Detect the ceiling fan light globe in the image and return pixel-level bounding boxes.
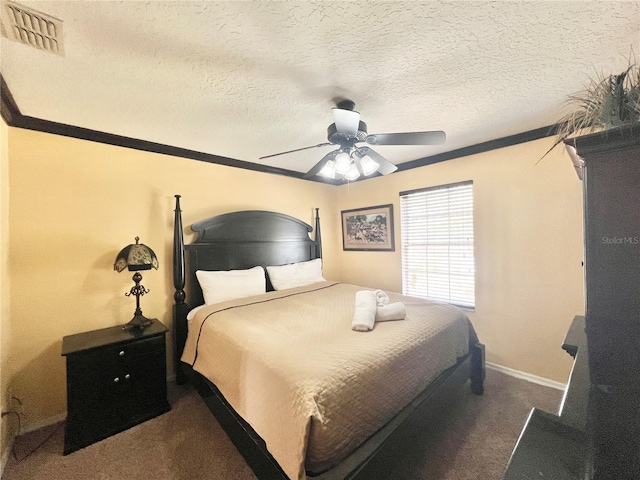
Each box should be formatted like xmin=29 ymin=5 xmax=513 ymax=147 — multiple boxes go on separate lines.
xmin=334 ymin=151 xmax=351 ymax=174
xmin=318 ymin=160 xmax=336 ymax=179
xmin=359 ymin=155 xmax=379 ymax=176
xmin=344 ymin=164 xmax=360 ymax=181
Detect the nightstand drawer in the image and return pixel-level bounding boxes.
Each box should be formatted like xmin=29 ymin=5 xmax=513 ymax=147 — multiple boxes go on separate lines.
xmin=67 ymin=336 xmax=165 ymax=372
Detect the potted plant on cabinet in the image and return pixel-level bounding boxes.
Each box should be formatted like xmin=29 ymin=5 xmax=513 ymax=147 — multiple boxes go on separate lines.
xmin=542 ymin=59 xmax=640 ymax=164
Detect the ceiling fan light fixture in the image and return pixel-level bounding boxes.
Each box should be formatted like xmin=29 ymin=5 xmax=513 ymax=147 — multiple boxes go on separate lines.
xmin=334 ymin=151 xmax=351 ymax=174
xmin=273 ymin=101 xmax=442 ymax=181
xmin=359 ymin=155 xmax=379 ymax=176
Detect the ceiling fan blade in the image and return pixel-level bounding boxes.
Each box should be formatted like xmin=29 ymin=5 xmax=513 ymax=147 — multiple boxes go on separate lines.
xmin=357 ymin=147 xmax=398 ymax=175
xmin=260 ymin=142 xmax=332 ymax=160
xmin=303 ymin=149 xmax=339 ymax=179
xmin=332 ymin=108 xmax=361 ymax=136
xmin=365 ymin=131 xmax=446 ymax=146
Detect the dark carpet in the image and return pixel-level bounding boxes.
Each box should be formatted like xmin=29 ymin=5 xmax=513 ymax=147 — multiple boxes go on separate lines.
xmin=1 ymin=369 xmax=562 ymax=480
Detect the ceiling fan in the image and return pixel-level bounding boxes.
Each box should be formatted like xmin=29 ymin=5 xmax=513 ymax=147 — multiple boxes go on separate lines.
xmin=260 ymin=100 xmax=446 ymax=181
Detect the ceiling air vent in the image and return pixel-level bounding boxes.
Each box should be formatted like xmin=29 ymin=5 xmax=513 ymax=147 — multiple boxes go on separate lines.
xmin=2 ymin=2 xmax=64 ymax=56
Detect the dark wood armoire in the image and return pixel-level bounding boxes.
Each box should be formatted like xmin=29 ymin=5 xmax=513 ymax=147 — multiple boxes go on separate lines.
xmin=573 ymin=122 xmax=640 ymax=479
xmin=503 ymin=123 xmax=640 ymax=480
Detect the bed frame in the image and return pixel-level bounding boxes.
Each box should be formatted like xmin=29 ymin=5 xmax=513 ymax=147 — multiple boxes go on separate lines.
xmin=172 ymin=194 xmax=485 ymax=479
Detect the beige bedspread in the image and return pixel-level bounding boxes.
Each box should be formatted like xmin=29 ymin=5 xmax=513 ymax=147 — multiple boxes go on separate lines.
xmin=182 ymin=282 xmax=474 ymax=480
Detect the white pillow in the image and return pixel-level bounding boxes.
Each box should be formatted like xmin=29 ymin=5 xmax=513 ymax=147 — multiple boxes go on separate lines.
xmin=196 ymin=266 xmax=266 ymax=305
xmin=266 ymin=258 xmax=325 ymax=291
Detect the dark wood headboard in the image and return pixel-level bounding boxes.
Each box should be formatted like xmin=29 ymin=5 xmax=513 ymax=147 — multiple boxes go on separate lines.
xmin=172 ymin=194 xmax=322 ymax=383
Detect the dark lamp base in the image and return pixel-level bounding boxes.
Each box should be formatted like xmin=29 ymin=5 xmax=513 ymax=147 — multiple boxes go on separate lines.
xmin=123 ymin=272 xmax=153 ymax=330
xmin=123 ymin=314 xmax=153 ymax=330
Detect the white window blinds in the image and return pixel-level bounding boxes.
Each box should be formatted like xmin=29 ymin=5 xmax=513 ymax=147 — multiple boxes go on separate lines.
xmin=400 ymin=181 xmax=475 ymax=308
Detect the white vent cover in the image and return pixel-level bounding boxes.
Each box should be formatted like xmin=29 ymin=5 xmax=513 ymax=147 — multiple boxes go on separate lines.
xmin=2 ymin=2 xmax=64 ymax=55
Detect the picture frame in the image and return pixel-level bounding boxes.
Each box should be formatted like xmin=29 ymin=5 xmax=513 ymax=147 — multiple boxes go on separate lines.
xmin=341 ymin=204 xmax=395 ymax=251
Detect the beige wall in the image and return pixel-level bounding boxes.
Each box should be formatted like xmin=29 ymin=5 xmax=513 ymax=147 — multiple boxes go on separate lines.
xmin=2 ymin=125 xmax=585 ymax=434
xmin=335 ymin=137 xmax=585 ymax=382
xmin=1 ymin=119 xmax=12 ymax=466
xmin=4 ymin=127 xmax=337 ymax=430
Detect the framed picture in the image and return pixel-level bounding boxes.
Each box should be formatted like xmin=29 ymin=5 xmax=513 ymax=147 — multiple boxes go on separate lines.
xmin=341 ymin=204 xmax=395 ymax=251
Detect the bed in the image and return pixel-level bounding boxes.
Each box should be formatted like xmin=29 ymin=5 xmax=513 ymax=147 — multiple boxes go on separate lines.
xmin=172 ymin=195 xmax=485 ymax=480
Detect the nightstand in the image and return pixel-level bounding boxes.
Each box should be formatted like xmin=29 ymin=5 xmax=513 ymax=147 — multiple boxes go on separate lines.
xmin=61 ymin=319 xmax=170 ymax=454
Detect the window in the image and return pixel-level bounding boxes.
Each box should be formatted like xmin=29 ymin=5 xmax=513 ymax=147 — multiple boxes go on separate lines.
xmin=400 ymin=181 xmax=475 ymax=308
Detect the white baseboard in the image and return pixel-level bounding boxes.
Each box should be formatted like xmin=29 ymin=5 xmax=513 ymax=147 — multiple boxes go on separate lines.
xmin=20 ymin=412 xmax=66 ymax=435
xmin=486 ymin=362 xmax=566 ymax=391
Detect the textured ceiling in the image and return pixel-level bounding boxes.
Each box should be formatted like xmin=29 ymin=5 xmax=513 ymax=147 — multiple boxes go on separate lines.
xmin=1 ymin=1 xmax=639 ymax=176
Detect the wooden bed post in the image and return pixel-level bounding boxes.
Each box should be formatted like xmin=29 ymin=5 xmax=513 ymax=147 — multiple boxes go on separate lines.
xmin=470 ymin=342 xmax=485 ymax=395
xmin=314 ymin=208 xmax=322 ymax=259
xmin=173 ymin=195 xmax=189 ymax=385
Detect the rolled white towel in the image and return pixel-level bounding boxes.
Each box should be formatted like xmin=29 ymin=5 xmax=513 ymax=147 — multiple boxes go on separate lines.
xmin=374 ymin=289 xmax=390 ymax=306
xmin=352 ymin=290 xmax=378 ymax=332
xmin=375 ymin=302 xmax=407 ymax=322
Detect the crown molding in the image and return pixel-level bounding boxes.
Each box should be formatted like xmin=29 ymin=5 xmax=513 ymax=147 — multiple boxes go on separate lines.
xmin=0 ymin=74 xmax=21 ymax=126
xmin=0 ymin=74 xmax=343 ymax=184
xmin=1 ymin=74 xmax=554 ymax=184
xmin=397 ymin=125 xmax=556 ymax=172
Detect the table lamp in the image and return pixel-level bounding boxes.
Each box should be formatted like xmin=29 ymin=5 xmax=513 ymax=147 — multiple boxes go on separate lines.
xmin=114 ymin=236 xmax=159 ymax=329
